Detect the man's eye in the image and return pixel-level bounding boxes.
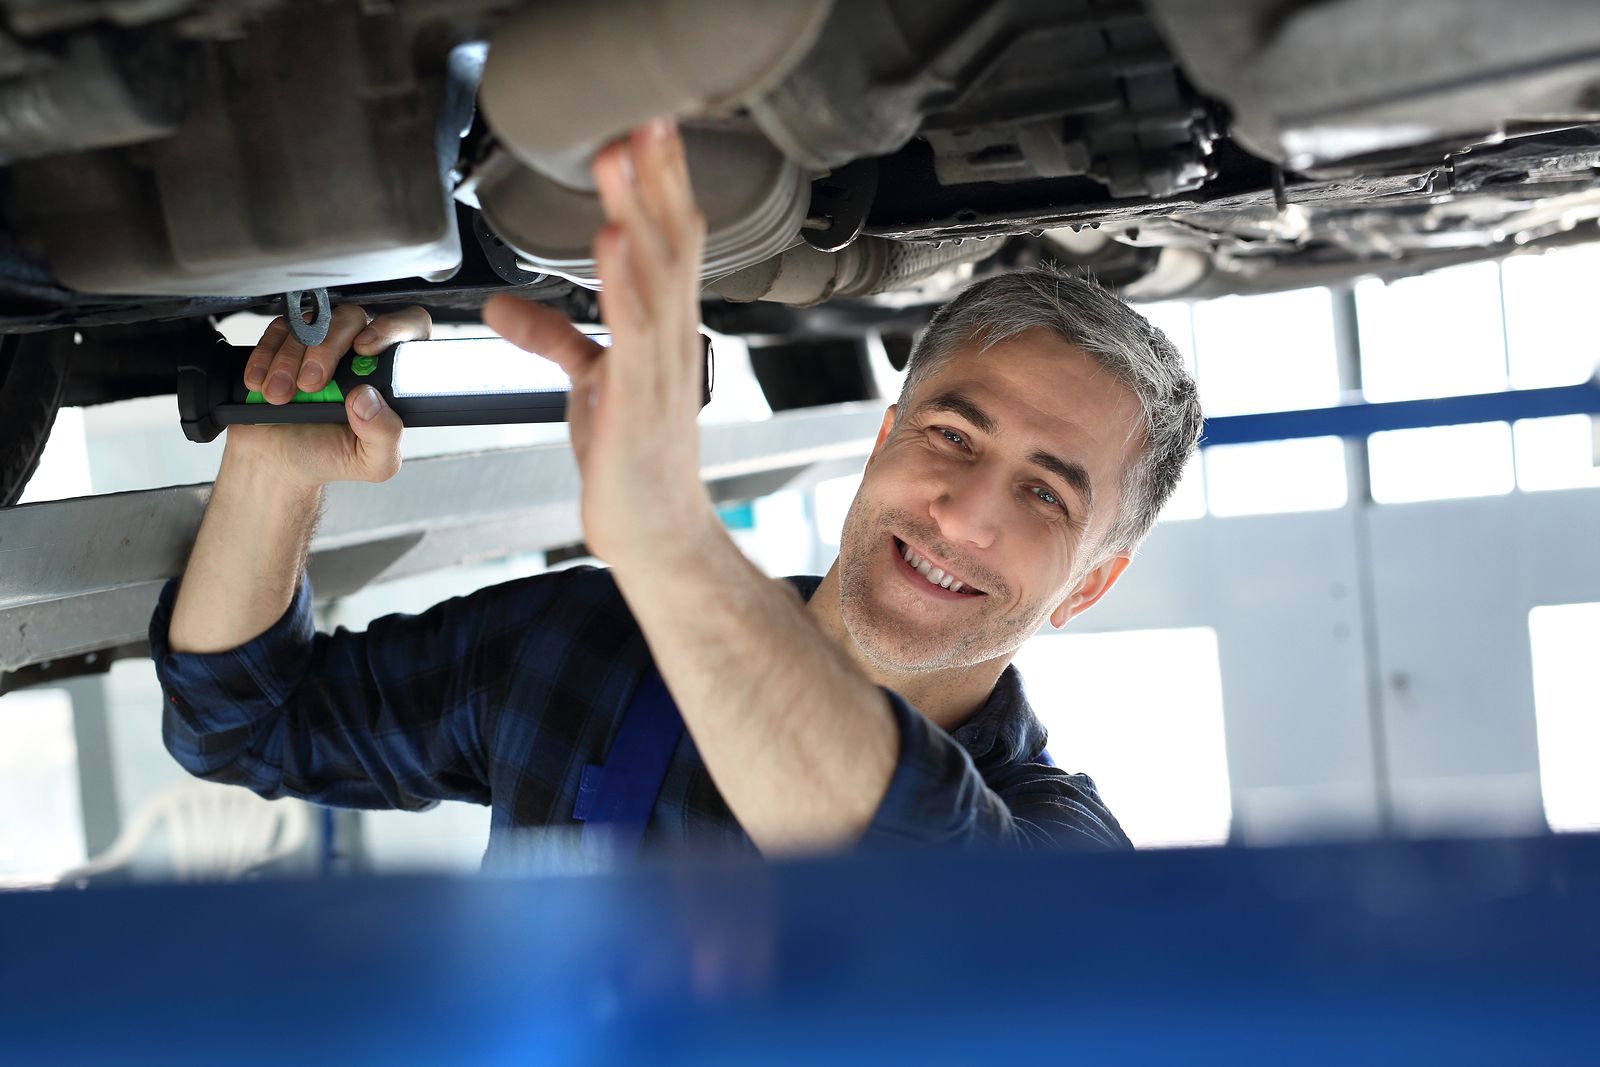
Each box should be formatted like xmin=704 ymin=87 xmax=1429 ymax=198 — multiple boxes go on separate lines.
xmin=1032 ymin=486 xmax=1063 ymax=509
xmin=939 ymin=428 xmax=967 ymax=448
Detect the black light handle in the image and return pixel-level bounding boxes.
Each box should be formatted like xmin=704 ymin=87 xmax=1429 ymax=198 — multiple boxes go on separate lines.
xmin=177 ymin=337 xmax=713 ymax=444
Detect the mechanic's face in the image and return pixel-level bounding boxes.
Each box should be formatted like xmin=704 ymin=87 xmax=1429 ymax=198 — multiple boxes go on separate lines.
xmin=837 ymin=328 xmax=1142 ymax=674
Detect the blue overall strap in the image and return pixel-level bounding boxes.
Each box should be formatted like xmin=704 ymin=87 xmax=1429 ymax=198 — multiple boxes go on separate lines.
xmin=573 ymin=665 xmax=685 ymax=855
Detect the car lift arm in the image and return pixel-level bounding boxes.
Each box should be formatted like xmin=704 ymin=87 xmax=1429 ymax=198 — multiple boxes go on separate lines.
xmin=0 ymin=403 xmax=885 ymax=691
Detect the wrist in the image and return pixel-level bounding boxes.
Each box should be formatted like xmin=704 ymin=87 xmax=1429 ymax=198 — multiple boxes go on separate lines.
xmin=604 ymin=492 xmax=726 ymax=577
xmin=205 ymin=452 xmax=323 ymax=551
xmin=219 ymin=436 xmax=325 ymax=498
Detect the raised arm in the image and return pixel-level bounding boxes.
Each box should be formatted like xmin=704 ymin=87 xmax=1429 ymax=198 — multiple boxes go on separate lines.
xmin=167 ymin=304 xmax=425 ymax=653
xmin=156 ymin=305 xmax=514 ymax=809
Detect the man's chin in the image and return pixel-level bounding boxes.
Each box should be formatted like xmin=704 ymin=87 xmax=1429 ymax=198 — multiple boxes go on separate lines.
xmin=841 ymin=593 xmax=965 ymax=674
xmin=849 ymin=631 xmax=946 ymax=675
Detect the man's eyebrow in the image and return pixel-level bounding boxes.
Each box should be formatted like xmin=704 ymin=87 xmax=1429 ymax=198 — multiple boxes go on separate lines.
xmin=919 ymin=390 xmax=998 ymax=435
xmin=1028 ymin=450 xmax=1095 ymax=514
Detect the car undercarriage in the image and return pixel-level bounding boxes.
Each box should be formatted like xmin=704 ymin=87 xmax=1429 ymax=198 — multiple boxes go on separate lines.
xmin=3 ymin=0 xmax=1600 ymax=503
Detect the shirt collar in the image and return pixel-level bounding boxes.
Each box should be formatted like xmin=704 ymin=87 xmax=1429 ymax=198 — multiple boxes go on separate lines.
xmin=785 ymin=576 xmax=1050 ymax=770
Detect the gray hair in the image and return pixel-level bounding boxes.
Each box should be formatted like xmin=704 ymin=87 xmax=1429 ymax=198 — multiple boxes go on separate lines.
xmin=897 ymin=265 xmax=1202 ymax=555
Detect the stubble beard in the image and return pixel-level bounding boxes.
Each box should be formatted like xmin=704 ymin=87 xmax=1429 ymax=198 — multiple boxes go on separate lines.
xmin=834 ymin=500 xmax=1051 ymax=676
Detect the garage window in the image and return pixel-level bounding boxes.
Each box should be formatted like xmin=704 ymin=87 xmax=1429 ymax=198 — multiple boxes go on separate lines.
xmin=1012 ymin=626 xmax=1231 ymax=848
xmin=1191 ymin=288 xmax=1347 ymax=516
xmin=1502 ymin=245 xmax=1600 ymax=493
xmin=0 ymin=687 xmax=86 ymax=879
xmin=1368 ymin=421 xmax=1515 ymax=503
xmin=1512 ymin=415 xmax=1600 ymax=492
xmin=1529 ymin=603 xmax=1600 ymax=833
xmin=1357 ymin=262 xmax=1517 ymax=503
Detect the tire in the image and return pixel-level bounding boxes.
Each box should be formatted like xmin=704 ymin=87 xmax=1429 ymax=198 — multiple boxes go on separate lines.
xmin=748 ymin=336 xmax=882 ymax=413
xmin=0 ymin=331 xmax=73 ymax=507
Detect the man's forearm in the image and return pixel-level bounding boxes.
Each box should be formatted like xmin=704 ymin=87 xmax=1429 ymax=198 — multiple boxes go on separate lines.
xmin=168 ymin=446 xmax=324 ymax=654
xmin=613 ymin=517 xmax=900 ymax=854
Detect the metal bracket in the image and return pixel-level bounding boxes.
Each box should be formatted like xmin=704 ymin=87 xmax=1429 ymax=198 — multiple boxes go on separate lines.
xmin=802 ymin=159 xmax=878 ymax=253
xmin=0 ymin=642 xmax=139 ymax=699
xmin=283 ymin=288 xmax=332 ymax=347
xmin=471 ymin=212 xmax=548 ymax=286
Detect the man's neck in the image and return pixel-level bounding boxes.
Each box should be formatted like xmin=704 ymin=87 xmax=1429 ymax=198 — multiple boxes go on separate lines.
xmin=801 ymin=564 xmax=1007 ymax=734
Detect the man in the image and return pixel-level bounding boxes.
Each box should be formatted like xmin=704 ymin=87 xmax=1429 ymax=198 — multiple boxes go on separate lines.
xmin=151 ymin=118 xmax=1202 ymax=857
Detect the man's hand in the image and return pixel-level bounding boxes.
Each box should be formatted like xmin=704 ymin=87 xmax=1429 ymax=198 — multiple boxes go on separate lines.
xmin=226 ymin=304 xmax=431 ymax=490
xmin=483 ymin=117 xmax=714 ymax=570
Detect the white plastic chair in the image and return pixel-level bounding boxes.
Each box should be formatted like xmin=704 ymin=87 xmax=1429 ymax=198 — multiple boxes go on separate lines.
xmin=57 ymin=780 xmax=312 ymax=885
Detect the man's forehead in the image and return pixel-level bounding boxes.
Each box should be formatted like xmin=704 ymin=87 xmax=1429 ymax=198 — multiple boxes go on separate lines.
xmin=910 ymin=334 xmax=1138 ymax=439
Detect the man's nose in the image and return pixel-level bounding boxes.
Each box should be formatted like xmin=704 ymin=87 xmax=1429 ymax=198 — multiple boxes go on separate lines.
xmin=928 ymin=469 xmax=1002 ymax=550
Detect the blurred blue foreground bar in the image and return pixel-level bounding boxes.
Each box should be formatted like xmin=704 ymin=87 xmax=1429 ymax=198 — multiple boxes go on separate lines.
xmin=3 ymin=834 xmax=1598 ymax=1065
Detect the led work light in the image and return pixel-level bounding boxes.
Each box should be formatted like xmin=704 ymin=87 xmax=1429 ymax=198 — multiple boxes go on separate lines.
xmin=178 ymin=334 xmax=713 ymax=443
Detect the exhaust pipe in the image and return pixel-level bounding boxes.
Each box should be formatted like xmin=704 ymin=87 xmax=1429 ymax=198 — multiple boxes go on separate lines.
xmin=709 ymin=237 xmax=1001 ymax=306
xmin=479 ymin=0 xmax=834 ymax=191
xmin=474 ymin=0 xmax=834 ymax=288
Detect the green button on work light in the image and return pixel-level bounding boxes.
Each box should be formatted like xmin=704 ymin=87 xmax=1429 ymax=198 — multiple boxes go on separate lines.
xmin=245 ymin=381 xmax=345 ymax=404
xmin=351 ymin=355 xmax=378 ymax=377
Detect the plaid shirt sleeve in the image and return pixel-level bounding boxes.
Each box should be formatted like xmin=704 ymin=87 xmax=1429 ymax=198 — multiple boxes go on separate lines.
xmin=149 ymin=571 xmax=550 ymax=812
xmin=861 ymin=689 xmax=1131 ymax=851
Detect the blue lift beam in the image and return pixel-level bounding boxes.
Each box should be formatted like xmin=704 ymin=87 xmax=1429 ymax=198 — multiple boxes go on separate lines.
xmin=1200 ymin=379 xmax=1600 ymax=448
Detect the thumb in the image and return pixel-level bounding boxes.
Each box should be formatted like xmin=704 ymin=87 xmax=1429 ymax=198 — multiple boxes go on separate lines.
xmin=345 ymin=384 xmax=404 ymax=481
xmin=484 ymin=292 xmax=603 ymax=379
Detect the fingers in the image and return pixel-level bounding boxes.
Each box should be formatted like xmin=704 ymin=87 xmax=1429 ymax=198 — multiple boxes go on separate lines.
xmin=593 ymin=120 xmax=699 ymax=250
xmin=356 ymin=305 xmax=432 ymax=353
xmin=630 ymin=117 xmax=703 ymax=251
xmin=243 ymin=318 xmax=288 ymax=394
xmin=261 ymin=334 xmax=308 ymax=405
xmin=593 ymin=225 xmax=648 ymax=329
xmin=344 ymin=384 xmax=404 ymax=482
xmin=592 ymin=140 xmax=659 ymax=250
xmin=483 ymin=293 xmax=603 ymax=378
xmin=590 ymin=119 xmax=705 ymax=337
xmin=297 ymin=305 xmax=370 ymax=393
xmin=245 ymin=304 xmax=376 ymax=404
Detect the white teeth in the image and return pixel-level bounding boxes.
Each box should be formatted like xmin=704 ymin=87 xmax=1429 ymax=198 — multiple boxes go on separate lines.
xmin=900 ymin=540 xmax=973 ymax=593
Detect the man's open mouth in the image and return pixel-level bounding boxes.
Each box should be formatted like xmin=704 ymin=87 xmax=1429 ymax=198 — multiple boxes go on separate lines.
xmin=892 ymin=537 xmax=986 ymax=596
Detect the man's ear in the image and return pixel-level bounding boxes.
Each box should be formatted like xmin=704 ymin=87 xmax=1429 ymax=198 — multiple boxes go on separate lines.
xmin=867 ymin=404 xmax=897 ymax=464
xmin=1050 ymin=553 xmax=1132 ymax=629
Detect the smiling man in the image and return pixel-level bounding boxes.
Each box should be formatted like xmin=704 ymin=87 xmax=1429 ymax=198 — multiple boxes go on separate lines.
xmin=826 ymin=299 xmax=1162 ymax=728
xmin=152 ymin=119 xmax=1201 ymax=858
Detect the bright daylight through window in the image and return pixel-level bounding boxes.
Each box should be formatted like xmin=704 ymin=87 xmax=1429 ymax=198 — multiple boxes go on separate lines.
xmin=1192 ymin=287 xmax=1347 ymax=516
xmin=1012 ymin=627 xmax=1231 ymax=848
xmin=0 ymin=688 xmax=85 ymax=881
xmin=1528 ymin=602 xmax=1600 ymax=834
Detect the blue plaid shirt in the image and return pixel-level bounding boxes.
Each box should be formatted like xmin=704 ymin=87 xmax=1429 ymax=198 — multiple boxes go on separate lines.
xmin=149 ymin=566 xmax=1130 ymax=857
